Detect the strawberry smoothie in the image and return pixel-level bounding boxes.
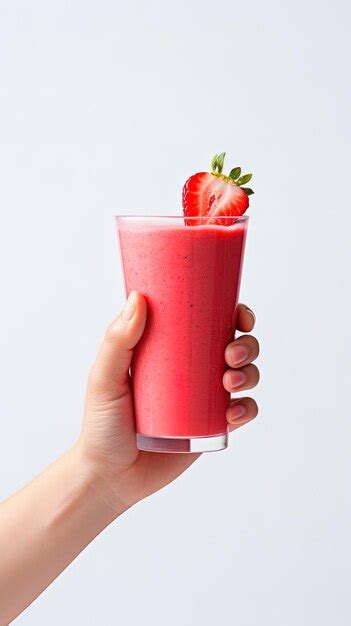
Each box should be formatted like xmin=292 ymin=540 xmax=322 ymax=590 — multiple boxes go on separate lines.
xmin=117 ymin=215 xmax=248 ymax=453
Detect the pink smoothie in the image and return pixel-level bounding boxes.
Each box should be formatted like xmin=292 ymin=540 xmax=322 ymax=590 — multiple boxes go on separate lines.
xmin=117 ymin=216 xmax=248 ymax=439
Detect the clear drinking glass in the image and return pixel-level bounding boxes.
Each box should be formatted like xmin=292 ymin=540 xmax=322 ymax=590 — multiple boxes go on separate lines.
xmin=116 ymin=215 xmax=248 ymax=453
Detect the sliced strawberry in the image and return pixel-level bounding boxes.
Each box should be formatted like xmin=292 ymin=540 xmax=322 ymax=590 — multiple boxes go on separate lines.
xmin=182 ymin=152 xmax=253 ymax=225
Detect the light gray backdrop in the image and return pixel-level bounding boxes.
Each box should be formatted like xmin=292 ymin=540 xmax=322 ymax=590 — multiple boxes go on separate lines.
xmin=1 ymin=1 xmax=350 ymax=624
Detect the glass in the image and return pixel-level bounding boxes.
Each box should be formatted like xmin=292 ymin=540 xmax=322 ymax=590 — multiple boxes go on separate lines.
xmin=116 ymin=215 xmax=249 ymax=453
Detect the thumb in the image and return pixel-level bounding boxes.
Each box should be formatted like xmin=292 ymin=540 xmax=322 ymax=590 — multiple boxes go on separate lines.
xmin=88 ymin=291 xmax=147 ymax=399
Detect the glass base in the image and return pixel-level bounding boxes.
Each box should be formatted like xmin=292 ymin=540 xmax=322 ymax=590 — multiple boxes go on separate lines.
xmin=136 ymin=433 xmax=228 ymax=453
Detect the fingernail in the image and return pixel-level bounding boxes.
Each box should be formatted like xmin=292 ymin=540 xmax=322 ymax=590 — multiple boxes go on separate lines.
xmin=230 ymin=345 xmax=249 ymax=365
xmin=122 ymin=291 xmax=136 ymax=322
xmin=227 ymin=403 xmax=246 ymax=422
xmin=246 ymin=307 xmax=256 ymax=325
xmin=229 ymin=370 xmax=247 ymax=389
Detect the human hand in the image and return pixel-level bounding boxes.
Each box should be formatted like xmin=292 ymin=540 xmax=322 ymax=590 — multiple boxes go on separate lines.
xmin=76 ymin=292 xmax=259 ymax=514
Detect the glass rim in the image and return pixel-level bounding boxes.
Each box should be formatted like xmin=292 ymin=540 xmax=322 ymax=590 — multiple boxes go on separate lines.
xmin=115 ymin=214 xmax=249 ymax=221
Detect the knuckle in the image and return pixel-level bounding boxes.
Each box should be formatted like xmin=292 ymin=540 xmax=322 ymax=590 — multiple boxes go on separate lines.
xmin=105 ymin=319 xmax=120 ymax=343
xmin=87 ymin=364 xmax=101 ymax=389
xmin=87 ymin=366 xmax=112 ymax=399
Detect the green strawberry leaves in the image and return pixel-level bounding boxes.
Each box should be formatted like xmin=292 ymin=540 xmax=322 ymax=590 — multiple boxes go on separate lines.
xmin=210 ymin=154 xmax=218 ymax=172
xmin=236 ymin=173 xmax=252 ymax=186
xmin=210 ymin=152 xmax=254 ymax=196
xmin=216 ymin=152 xmax=226 ymax=174
xmin=211 ymin=152 xmax=226 ymax=174
xmin=229 ymin=167 xmax=241 ymax=180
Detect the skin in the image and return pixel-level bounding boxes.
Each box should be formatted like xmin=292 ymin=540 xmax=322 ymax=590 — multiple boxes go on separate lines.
xmin=0 ymin=292 xmax=259 ymax=623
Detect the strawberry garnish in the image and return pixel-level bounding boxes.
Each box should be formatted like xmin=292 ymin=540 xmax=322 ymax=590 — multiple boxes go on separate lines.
xmin=182 ymin=152 xmax=254 ymax=225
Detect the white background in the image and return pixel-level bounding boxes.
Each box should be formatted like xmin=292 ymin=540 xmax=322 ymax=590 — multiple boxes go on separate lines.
xmin=1 ymin=1 xmax=350 ymax=624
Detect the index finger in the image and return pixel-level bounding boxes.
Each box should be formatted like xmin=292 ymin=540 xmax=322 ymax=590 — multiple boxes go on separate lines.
xmin=236 ymin=304 xmax=256 ymax=333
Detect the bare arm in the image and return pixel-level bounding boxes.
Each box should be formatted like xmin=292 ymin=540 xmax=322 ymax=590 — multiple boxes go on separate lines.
xmin=0 ymin=293 xmax=259 ymax=623
xmin=0 ymin=448 xmax=122 ymax=623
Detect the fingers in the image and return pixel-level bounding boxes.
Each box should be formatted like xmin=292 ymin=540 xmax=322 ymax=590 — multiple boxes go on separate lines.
xmin=88 ymin=291 xmax=147 ymax=397
xmin=225 ymin=334 xmax=259 ymax=369
xmin=236 ymin=304 xmax=256 ymax=333
xmin=223 ymin=363 xmax=260 ymax=393
xmin=224 ymin=306 xmax=259 ymax=433
xmin=226 ymin=397 xmax=258 ymax=431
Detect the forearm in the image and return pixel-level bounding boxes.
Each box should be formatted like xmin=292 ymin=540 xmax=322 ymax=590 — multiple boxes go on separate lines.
xmin=0 ymin=446 xmax=127 ymax=624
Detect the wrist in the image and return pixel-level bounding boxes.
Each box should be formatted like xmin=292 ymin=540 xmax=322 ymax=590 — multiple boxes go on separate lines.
xmin=69 ymin=443 xmax=132 ymax=521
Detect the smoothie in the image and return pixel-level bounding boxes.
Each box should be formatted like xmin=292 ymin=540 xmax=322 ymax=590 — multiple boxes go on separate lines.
xmin=117 ymin=216 xmax=248 ymax=452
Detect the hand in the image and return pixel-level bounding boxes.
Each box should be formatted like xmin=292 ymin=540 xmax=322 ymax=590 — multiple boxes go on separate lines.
xmin=77 ymin=292 xmax=260 ymax=513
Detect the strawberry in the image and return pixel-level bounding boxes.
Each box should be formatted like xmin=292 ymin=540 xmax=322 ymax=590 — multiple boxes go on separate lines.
xmin=182 ymin=152 xmax=254 ymax=225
